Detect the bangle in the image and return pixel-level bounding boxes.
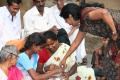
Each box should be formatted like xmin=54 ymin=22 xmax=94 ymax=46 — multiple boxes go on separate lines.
xmin=43 ymin=66 xmax=47 ymax=73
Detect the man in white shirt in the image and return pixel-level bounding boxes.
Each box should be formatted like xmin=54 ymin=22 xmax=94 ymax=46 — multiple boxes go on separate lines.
xmin=0 ymin=0 xmax=22 ymax=50
xmin=24 ymin=0 xmax=59 ymax=37
xmin=51 ymin=0 xmax=86 ymax=63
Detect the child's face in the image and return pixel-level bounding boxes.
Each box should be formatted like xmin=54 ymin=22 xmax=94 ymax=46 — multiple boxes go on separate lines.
xmin=102 ymin=38 xmax=109 ymax=47
xmin=32 ymin=44 xmax=45 ymax=53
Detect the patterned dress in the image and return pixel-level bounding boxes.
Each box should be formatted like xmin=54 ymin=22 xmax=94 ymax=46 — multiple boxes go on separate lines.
xmin=79 ymin=8 xmax=120 ymax=80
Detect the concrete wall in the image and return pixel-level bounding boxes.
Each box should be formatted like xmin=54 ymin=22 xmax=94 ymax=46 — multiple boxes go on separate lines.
xmin=86 ymin=0 xmax=120 ymax=9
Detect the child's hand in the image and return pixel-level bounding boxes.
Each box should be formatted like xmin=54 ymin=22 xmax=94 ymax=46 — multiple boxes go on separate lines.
xmin=55 ymin=67 xmax=64 ymax=73
xmin=48 ymin=64 xmax=57 ymax=71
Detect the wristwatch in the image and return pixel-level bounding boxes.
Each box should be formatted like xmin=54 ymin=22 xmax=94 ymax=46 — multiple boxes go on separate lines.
xmin=112 ymin=32 xmax=117 ymax=35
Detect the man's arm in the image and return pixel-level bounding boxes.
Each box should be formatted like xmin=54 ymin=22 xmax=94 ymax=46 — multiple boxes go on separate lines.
xmin=68 ymin=26 xmax=79 ymax=37
xmin=48 ymin=8 xmax=59 ymax=34
xmin=0 ymin=14 xmax=4 ymax=40
xmin=16 ymin=10 xmax=22 ymax=39
xmin=48 ymin=8 xmax=57 ymax=29
xmin=23 ymin=13 xmax=40 ymax=37
xmin=0 ymin=15 xmax=5 ymax=50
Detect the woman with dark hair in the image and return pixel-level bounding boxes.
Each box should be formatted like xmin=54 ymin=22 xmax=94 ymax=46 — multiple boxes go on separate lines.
xmin=37 ymin=31 xmax=96 ymax=80
xmin=51 ymin=0 xmax=86 ymax=64
xmin=37 ymin=31 xmax=77 ymax=80
xmin=59 ymin=3 xmax=120 ymax=80
xmin=16 ymin=32 xmax=63 ymax=80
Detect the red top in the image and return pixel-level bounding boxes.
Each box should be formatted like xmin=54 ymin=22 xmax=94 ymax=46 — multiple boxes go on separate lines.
xmin=38 ymin=48 xmax=51 ymax=63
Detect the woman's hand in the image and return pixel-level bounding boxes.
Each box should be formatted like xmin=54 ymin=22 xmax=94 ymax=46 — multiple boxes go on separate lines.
xmin=61 ymin=72 xmax=69 ymax=80
xmin=60 ymin=59 xmax=67 ymax=69
xmin=112 ymin=33 xmax=118 ymax=41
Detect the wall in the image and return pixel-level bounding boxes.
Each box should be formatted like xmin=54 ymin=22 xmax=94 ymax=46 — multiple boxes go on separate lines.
xmin=86 ymin=0 xmax=120 ymax=9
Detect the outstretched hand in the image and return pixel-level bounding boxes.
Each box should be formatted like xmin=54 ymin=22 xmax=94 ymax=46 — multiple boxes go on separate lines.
xmin=60 ymin=59 xmax=67 ymax=69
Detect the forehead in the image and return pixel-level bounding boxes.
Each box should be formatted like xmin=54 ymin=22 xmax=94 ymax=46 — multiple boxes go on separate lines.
xmin=103 ymin=38 xmax=109 ymax=40
xmin=65 ymin=18 xmax=72 ymax=22
xmin=10 ymin=2 xmax=20 ymax=7
xmin=46 ymin=38 xmax=56 ymax=44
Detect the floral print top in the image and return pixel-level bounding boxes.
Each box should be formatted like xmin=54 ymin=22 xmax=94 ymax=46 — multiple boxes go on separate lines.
xmin=79 ymin=8 xmax=120 ymax=39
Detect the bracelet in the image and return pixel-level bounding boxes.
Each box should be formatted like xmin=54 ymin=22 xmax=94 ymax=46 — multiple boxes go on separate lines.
xmin=43 ymin=66 xmax=47 ymax=73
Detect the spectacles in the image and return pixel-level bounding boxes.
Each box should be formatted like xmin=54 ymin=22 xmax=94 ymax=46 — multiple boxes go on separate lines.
xmin=10 ymin=53 xmax=19 ymax=58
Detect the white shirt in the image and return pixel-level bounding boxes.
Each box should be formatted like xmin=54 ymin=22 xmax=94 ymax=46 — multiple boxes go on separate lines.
xmin=0 ymin=6 xmax=21 ymax=50
xmin=24 ymin=6 xmax=55 ymax=37
xmin=50 ymin=5 xmax=73 ymax=33
xmin=0 ymin=69 xmax=8 ymax=80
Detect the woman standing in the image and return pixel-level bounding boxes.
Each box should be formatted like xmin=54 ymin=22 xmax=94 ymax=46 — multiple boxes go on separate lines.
xmin=59 ymin=3 xmax=120 ymax=80
xmin=51 ymin=0 xmax=86 ymax=64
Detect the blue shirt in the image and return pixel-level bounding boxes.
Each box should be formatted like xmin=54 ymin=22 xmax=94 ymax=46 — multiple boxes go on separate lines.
xmin=16 ymin=52 xmax=38 ymax=80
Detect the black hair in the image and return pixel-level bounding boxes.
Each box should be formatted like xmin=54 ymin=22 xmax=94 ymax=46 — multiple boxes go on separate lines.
xmin=43 ymin=31 xmax=57 ymax=42
xmin=7 ymin=0 xmax=22 ymax=6
xmin=60 ymin=3 xmax=80 ymax=20
xmin=60 ymin=2 xmax=104 ymax=20
xmin=33 ymin=0 xmax=36 ymax=2
xmin=20 ymin=32 xmax=46 ymax=52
